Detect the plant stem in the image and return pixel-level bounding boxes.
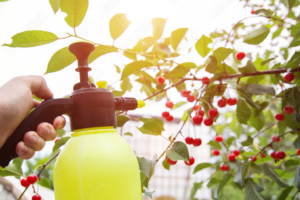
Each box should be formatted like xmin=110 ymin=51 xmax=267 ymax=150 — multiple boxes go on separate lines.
xmin=36 ymin=151 xmax=60 ymax=178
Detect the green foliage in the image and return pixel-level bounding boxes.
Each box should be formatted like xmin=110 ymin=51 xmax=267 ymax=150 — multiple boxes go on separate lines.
xmin=138 ymin=118 xmax=164 ymax=136
xmin=109 ymin=13 xmax=131 ymax=40
xmin=195 ymin=35 xmax=213 ymax=58
xmin=60 ymin=0 xmax=89 ymax=28
xmin=243 ymin=26 xmax=270 ymax=45
xmin=49 ymin=0 xmax=60 ymax=14
xmin=170 ymin=28 xmax=188 ymax=51
xmin=151 ymin=18 xmax=167 ymax=39
xmin=193 ymin=163 xmax=213 ymax=174
xmin=166 ymin=141 xmax=189 ymax=162
xmin=88 ymin=45 xmax=118 ymax=63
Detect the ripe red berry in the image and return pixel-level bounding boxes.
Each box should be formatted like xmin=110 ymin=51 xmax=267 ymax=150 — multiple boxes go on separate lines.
xmin=32 ymin=195 xmax=42 ymax=200
xmin=284 ymin=73 xmax=295 ymax=82
xmin=27 ymin=174 xmax=37 ymax=185
xmin=276 ymin=151 xmax=286 ymax=159
xmin=215 ymin=135 xmax=223 ymax=142
xmin=193 ymin=105 xmax=201 ymax=111
xmin=233 ymin=150 xmax=240 ymax=156
xmin=250 ymin=156 xmax=257 ymax=162
xmin=218 ymin=99 xmax=226 ymax=108
xmin=21 ymin=178 xmax=30 ymax=187
xmin=184 ymin=157 xmax=195 ymax=166
xmin=193 ymin=115 xmax=203 ymax=125
xmin=157 ymin=76 xmax=165 ymax=84
xmin=275 ymin=113 xmax=284 ymax=121
xmin=220 ymin=164 xmax=229 ymax=171
xmin=193 ymin=138 xmax=202 ymax=147
xmin=187 ymin=94 xmax=196 ymax=102
xmin=55 ymin=137 xmax=61 ymax=143
xmin=180 ymin=90 xmax=191 ymax=97
xmin=208 ymin=108 xmax=218 ymax=118
xmin=165 ymin=101 xmax=174 ymax=108
xmin=204 ymin=118 xmax=213 ymax=126
xmin=260 ymin=152 xmax=266 ymax=158
xmin=162 ymin=111 xmax=170 ymax=118
xmin=297 ymin=149 xmax=300 ymax=156
xmin=271 ymin=151 xmax=277 ymax=159
xmin=202 ymin=77 xmax=210 ymax=85
xmin=195 ymin=109 xmax=205 ymax=116
xmin=251 ymin=9 xmax=255 ymax=14
xmin=236 ymin=52 xmax=246 ymax=60
xmin=272 ymin=135 xmax=281 ymax=143
xmin=227 ymin=98 xmax=237 ymax=106
xmin=228 ymin=154 xmax=236 ymax=162
xmin=167 ymin=157 xmax=177 ymax=165
xmin=284 ymin=106 xmax=294 ymax=114
xmin=166 ymin=115 xmax=174 ymax=122
xmin=212 ymin=150 xmax=220 ymax=156
xmin=185 ymin=137 xmax=194 ymax=145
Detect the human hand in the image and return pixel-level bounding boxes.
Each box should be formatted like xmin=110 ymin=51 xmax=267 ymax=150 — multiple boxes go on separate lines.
xmin=0 ymin=75 xmax=65 ymax=159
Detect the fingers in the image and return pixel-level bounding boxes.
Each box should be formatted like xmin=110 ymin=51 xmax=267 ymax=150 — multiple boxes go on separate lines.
xmin=23 ymin=131 xmax=45 ymax=151
xmin=32 ymin=99 xmax=41 ymax=108
xmin=36 ymin=122 xmax=57 ymax=141
xmin=53 ymin=116 xmax=66 ymax=130
xmin=16 ymin=141 xmax=35 ymax=159
xmin=23 ymin=75 xmax=53 ymax=100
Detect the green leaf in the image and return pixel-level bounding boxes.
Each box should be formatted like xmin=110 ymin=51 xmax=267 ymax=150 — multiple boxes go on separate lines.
xmin=165 ymin=65 xmax=189 ymax=78
xmin=121 ymin=61 xmax=153 ymax=80
xmin=52 ymin=137 xmax=70 ymax=152
xmin=120 ymin=77 xmax=132 ymax=92
xmin=45 ymin=47 xmax=76 ymax=74
xmin=138 ymin=118 xmax=164 ymax=136
xmin=162 ymin=156 xmax=170 ymax=170
xmin=88 ymin=45 xmax=118 ymax=63
xmin=238 ymin=60 xmax=256 ymax=74
xmin=243 ymin=26 xmax=270 ymax=45
xmin=117 ymin=115 xmax=130 ymax=127
xmin=0 ymin=158 xmax=23 ymax=178
xmin=293 ymin=136 xmax=300 ymax=149
xmin=241 ymin=136 xmax=253 ymax=146
xmin=114 ymin=65 xmax=121 ymax=73
xmin=138 ymin=157 xmax=154 ymax=179
xmin=285 ymin=159 xmax=300 ymax=167
xmin=237 ymin=99 xmax=251 ymax=124
xmin=155 ymin=43 xmax=171 ymax=57
xmin=3 ymin=31 xmax=58 ymax=47
xmin=234 ymin=161 xmax=249 ymax=187
xmin=207 ymin=178 xmax=220 ymax=188
xmin=143 ymin=190 xmax=154 ymax=198
xmin=193 ymin=163 xmax=213 ymax=174
xmin=290 ymin=40 xmax=300 ymax=48
xmin=39 ymin=177 xmax=51 ymax=188
xmin=49 ymin=0 xmax=60 ymax=14
xmin=280 ymin=0 xmax=296 ymax=10
xmin=190 ymin=182 xmax=203 ymax=199
xmin=295 ymin=165 xmax=300 ymax=190
xmin=273 ymin=26 xmax=284 ymax=39
xmin=124 ymin=132 xmax=133 ymax=136
xmin=171 ymin=101 xmax=187 ymax=110
xmin=112 ymin=90 xmax=125 ymax=97
xmin=166 ymin=141 xmax=189 ymax=162
xmin=278 ymin=186 xmax=294 ymax=200
xmin=249 ymin=111 xmax=265 ymax=131
xmin=195 ymin=35 xmax=213 ymax=58
xmin=218 ymin=174 xmax=233 ymax=196
xmin=263 ymin=165 xmax=289 ymax=187
xmin=254 ymin=9 xmax=271 ymax=16
xmin=207 ymin=140 xmax=222 ymax=150
xmin=60 ymin=0 xmax=88 ymax=28
xmin=109 ymin=13 xmax=131 ymax=40
xmin=286 ymin=52 xmax=300 ymax=69
xmin=261 ymin=57 xmax=276 ymax=66
xmin=151 ymin=18 xmax=167 ymax=39
xmin=213 ymin=47 xmax=233 ymax=65
xmin=170 ymin=28 xmax=188 ymax=51
xmin=245 ymin=178 xmax=264 ymax=200
xmin=142 ymin=37 xmax=157 ymax=52
xmin=243 ymin=84 xmax=275 ymax=96
xmin=205 ymin=56 xmax=218 ymax=74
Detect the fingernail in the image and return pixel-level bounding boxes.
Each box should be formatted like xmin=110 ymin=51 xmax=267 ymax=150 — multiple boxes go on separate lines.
xmin=21 ymin=146 xmax=28 ymax=154
xmin=42 ymin=127 xmax=50 ymax=136
xmin=29 ymin=136 xmax=37 ymax=144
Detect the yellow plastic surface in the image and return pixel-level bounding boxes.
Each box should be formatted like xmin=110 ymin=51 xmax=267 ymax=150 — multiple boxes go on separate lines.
xmin=137 ymin=100 xmax=145 ymax=108
xmin=54 ymin=127 xmax=142 ymax=200
xmin=96 ymin=81 xmax=107 ymax=88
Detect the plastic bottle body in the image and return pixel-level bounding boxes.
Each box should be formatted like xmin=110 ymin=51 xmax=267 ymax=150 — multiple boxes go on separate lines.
xmin=53 ymin=127 xmax=142 ymax=200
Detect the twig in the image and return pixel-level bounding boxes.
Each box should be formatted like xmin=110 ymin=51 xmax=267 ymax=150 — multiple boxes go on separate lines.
xmin=252 ymin=122 xmax=278 ymax=138
xmin=36 ymin=151 xmax=60 ymax=177
xmin=17 ymin=187 xmax=28 ymax=200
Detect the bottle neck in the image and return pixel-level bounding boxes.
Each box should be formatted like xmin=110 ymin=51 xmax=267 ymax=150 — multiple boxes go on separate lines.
xmin=71 ymin=126 xmax=116 ymax=137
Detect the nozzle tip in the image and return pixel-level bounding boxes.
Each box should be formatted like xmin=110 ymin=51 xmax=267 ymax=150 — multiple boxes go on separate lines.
xmin=96 ymin=81 xmax=107 ymax=89
xmin=137 ymin=100 xmax=145 ymax=108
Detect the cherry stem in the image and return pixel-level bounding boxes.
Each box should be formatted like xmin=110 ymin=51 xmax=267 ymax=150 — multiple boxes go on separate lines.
xmin=36 ymin=151 xmax=60 ymax=178
xmin=17 ymin=187 xmax=28 ymax=200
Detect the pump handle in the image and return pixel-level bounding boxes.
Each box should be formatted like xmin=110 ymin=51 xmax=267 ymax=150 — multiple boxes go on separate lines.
xmin=0 ymin=98 xmax=73 ymax=168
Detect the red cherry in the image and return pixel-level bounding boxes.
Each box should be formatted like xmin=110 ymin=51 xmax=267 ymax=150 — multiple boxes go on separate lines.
xmin=284 ymin=73 xmax=295 ymax=82
xmin=276 ymin=151 xmax=286 ymax=159
xmin=162 ymin=111 xmax=170 ymax=118
xmin=228 ymin=154 xmax=236 ymax=162
xmin=272 ymin=135 xmax=281 ymax=143
xmin=227 ymin=98 xmax=237 ymax=106
xmin=260 ymin=152 xmax=266 ymax=158
xmin=284 ymin=106 xmax=294 ymax=114
xmin=184 ymin=157 xmax=195 ymax=166
xmin=236 ymin=52 xmax=246 ymax=60
xmin=250 ymin=156 xmax=257 ymax=162
xmin=212 ymin=150 xmax=220 ymax=156
xmin=55 ymin=137 xmax=61 ymax=143
xmin=157 ymin=76 xmax=165 ymax=84
xmin=215 ymin=135 xmax=223 ymax=142
xmin=193 ymin=138 xmax=202 ymax=147
xmin=271 ymin=151 xmax=277 ymax=159
xmin=21 ymin=178 xmax=30 ymax=187
xmin=195 ymin=109 xmax=205 ymax=116
xmin=193 ymin=105 xmax=201 ymax=111
xmin=32 ymin=195 xmax=42 ymax=200
xmin=27 ymin=174 xmax=37 ymax=185
xmin=166 ymin=115 xmax=174 ymax=122
xmin=260 ymin=5 xmax=263 ymax=7
xmin=187 ymin=94 xmax=196 ymax=102
xmin=251 ymin=9 xmax=255 ymax=14
xmin=193 ymin=115 xmax=203 ymax=125
xmin=297 ymin=149 xmax=300 ymax=156
xmin=233 ymin=150 xmax=240 ymax=156
xmin=275 ymin=113 xmax=284 ymax=121
xmin=185 ymin=137 xmax=194 ymax=145
xmin=180 ymin=90 xmax=191 ymax=97
xmin=165 ymin=101 xmax=174 ymax=108
xmin=202 ymin=77 xmax=210 ymax=85
xmin=218 ymin=99 xmax=226 ymax=108
xmin=220 ymin=164 xmax=229 ymax=171
xmin=204 ymin=118 xmax=213 ymax=126
xmin=167 ymin=157 xmax=177 ymax=165
xmin=208 ymin=108 xmax=218 ymax=118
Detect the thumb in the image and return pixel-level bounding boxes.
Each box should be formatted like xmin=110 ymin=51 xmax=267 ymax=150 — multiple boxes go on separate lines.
xmin=25 ymin=75 xmax=53 ymax=99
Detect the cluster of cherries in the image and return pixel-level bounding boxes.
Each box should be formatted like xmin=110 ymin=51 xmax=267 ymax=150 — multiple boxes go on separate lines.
xmin=20 ymin=174 xmax=41 ymax=200
xmin=275 ymin=105 xmax=295 ymax=121
xmin=162 ymin=101 xmax=175 ymax=122
xmin=167 ymin=156 xmax=195 ymax=166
